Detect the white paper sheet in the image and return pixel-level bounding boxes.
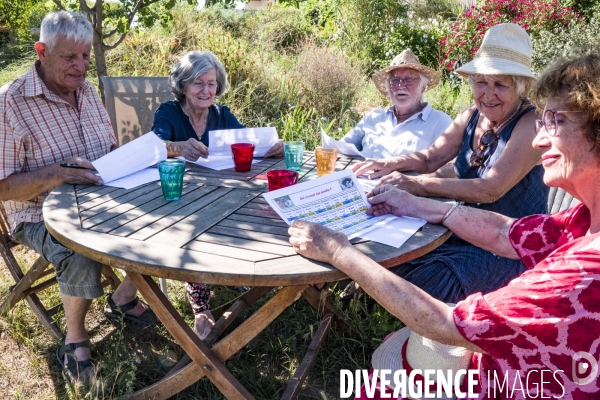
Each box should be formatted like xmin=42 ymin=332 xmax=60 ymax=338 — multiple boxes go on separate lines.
xmin=262 ymin=170 xmax=394 ymax=239
xmin=321 ymin=130 xmax=364 ymax=157
xmin=177 ymin=155 xmax=259 ymax=171
xmin=358 ymin=216 xmax=426 ymax=248
xmin=102 ymin=167 xmax=160 ymax=189
xmin=208 ymin=127 xmax=279 ymax=158
xmin=92 ymin=131 xmax=167 ymax=184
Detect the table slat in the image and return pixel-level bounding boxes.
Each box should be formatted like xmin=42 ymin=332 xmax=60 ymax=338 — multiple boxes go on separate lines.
xmin=145 ymin=189 xmax=262 ymax=247
xmin=193 ymin=232 xmax=296 ymax=256
xmin=185 ymin=241 xmax=282 ymax=262
xmin=103 ymin=186 xmax=225 ymax=236
xmin=217 ymin=219 xmax=290 ymax=236
xmin=207 ymin=225 xmax=291 ymax=247
xmin=226 ymin=213 xmax=289 ymax=228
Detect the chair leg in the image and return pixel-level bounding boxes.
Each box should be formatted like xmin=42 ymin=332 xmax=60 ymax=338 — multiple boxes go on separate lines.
xmin=1 ymin=257 xmax=49 ymax=314
xmin=25 ymin=294 xmax=64 ymax=341
xmin=101 ymin=266 xmax=121 ymax=291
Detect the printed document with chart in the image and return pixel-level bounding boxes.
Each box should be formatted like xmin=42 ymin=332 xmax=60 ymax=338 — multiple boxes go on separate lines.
xmin=262 ymin=170 xmax=394 ymax=239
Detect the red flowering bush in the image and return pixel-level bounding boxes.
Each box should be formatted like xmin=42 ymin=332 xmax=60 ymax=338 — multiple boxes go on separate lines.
xmin=440 ymin=0 xmax=582 ymax=73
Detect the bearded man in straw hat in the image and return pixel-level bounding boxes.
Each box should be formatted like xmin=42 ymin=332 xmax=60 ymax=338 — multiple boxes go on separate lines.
xmin=340 ymin=49 xmax=452 ymax=159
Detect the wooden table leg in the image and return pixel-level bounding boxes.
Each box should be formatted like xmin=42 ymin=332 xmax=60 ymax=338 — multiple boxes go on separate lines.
xmin=280 ymin=313 xmax=333 ymax=399
xmin=128 ymin=272 xmax=259 ymax=400
xmin=131 ymin=283 xmax=309 ymax=400
xmin=165 ymin=286 xmax=274 ymax=378
xmin=302 ymin=285 xmax=360 ymax=338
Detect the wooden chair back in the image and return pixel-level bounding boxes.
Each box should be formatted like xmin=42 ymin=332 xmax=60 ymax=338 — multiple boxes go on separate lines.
xmin=0 ymin=203 xmax=120 ymax=340
xmin=547 ymin=187 xmax=580 ymax=213
xmin=101 ymin=75 xmax=171 ymax=295
xmin=101 ymin=76 xmax=171 ymax=145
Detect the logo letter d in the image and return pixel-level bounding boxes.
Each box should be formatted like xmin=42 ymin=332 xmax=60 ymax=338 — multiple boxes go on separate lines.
xmin=572 ymin=351 xmax=599 ymax=385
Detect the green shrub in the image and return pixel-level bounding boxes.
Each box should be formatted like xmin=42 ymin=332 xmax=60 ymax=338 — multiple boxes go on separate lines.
xmin=379 ymin=14 xmax=450 ymax=71
xmin=296 ymin=44 xmax=362 ymax=117
xmin=425 ymin=79 xmax=473 ymax=119
xmin=531 ymin=16 xmax=600 ymax=74
xmin=335 ymin=0 xmax=410 ymax=73
xmin=243 ymin=6 xmax=314 ymax=52
xmin=409 ymin=0 xmax=463 ymax=20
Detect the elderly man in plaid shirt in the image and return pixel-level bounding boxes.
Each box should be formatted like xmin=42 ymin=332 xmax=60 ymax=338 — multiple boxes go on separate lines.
xmin=0 ymin=11 xmax=158 ymax=381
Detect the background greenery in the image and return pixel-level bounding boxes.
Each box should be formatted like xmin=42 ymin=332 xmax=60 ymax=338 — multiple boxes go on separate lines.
xmin=1 ymin=0 xmax=599 ymax=398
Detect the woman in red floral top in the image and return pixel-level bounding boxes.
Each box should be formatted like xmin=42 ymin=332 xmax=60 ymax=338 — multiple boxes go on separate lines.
xmin=288 ymin=52 xmax=600 ymax=399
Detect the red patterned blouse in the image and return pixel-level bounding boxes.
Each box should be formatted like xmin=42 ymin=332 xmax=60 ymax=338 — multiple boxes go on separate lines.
xmin=454 ymin=203 xmax=600 ymax=399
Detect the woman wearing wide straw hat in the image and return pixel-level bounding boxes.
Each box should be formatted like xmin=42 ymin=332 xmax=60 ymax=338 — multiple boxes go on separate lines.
xmin=350 ymin=23 xmax=548 ymax=304
xmin=340 ymin=49 xmax=453 ymax=159
xmin=291 ymin=51 xmax=600 ymax=398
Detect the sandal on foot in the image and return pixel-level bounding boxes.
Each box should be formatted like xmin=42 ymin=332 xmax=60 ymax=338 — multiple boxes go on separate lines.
xmin=56 ymin=339 xmax=95 ymax=383
xmin=104 ymin=293 xmax=160 ymax=326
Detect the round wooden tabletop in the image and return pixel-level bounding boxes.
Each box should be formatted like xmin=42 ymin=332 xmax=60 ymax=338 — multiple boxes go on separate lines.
xmin=43 ymin=154 xmax=451 ymax=286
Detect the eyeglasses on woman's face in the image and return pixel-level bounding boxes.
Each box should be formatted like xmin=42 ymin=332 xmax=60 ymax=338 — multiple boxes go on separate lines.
xmin=534 ymin=109 xmax=582 ymax=136
xmin=191 ymin=80 xmax=218 ymax=91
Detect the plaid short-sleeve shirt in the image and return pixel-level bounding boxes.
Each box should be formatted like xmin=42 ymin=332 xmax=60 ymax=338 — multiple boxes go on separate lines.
xmin=0 ymin=62 xmax=117 ymax=230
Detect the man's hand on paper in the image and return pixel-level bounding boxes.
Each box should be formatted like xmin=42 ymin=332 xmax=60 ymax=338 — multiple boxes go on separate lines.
xmin=181 ymin=138 xmax=209 ymax=161
xmin=58 ymin=157 xmax=103 ymax=185
xmin=288 ymin=220 xmax=350 ymax=265
xmin=352 ymin=157 xmax=398 ymax=179
xmin=378 ymin=171 xmax=424 ymax=196
xmin=263 ymin=139 xmax=284 ymax=158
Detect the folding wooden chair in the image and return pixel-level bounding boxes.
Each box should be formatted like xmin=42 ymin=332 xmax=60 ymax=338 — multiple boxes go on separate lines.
xmin=547 ymin=187 xmax=580 ymax=213
xmin=102 ymin=75 xmax=172 ymax=294
xmin=0 ymin=204 xmax=121 ymax=341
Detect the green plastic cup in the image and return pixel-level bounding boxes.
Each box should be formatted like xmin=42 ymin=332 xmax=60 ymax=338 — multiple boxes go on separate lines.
xmin=158 ymin=159 xmax=185 ymax=201
xmin=283 ymin=141 xmax=305 ymax=172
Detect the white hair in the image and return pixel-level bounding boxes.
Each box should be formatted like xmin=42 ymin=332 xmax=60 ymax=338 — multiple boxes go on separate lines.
xmin=169 ymin=51 xmax=230 ymax=104
xmin=385 ymin=71 xmax=429 ymax=100
xmin=467 ymin=73 xmax=534 ymax=99
xmin=39 ymin=11 xmax=93 ymax=52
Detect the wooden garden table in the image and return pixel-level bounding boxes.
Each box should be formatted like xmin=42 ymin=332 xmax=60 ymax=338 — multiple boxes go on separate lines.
xmin=43 ymin=153 xmax=450 ymax=399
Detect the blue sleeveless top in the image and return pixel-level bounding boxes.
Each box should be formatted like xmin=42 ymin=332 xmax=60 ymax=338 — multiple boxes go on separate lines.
xmin=453 ymin=106 xmax=549 ymax=218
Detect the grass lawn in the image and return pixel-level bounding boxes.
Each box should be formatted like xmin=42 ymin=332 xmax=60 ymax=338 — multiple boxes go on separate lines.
xmin=0 ymin=246 xmax=403 ymax=399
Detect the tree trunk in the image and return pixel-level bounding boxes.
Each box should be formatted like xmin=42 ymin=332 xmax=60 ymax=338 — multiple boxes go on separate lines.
xmin=93 ymin=30 xmax=107 ymax=103
xmin=80 ymin=0 xmax=107 ymax=103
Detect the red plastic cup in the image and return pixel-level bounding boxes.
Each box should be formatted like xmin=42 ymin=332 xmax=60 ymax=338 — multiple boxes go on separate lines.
xmin=231 ymin=143 xmax=255 ymax=172
xmin=267 ymin=169 xmax=298 ymax=191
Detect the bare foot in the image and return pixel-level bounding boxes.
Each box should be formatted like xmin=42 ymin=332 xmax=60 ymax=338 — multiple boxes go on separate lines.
xmin=194 ymin=310 xmax=216 ymax=341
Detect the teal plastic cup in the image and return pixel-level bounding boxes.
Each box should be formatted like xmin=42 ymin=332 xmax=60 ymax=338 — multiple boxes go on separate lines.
xmin=283 ymin=141 xmax=305 ymax=172
xmin=158 ymin=159 xmax=185 ymax=201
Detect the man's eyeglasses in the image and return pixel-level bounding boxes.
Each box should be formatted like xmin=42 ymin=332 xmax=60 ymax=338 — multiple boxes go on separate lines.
xmin=390 ymin=77 xmax=420 ymax=88
xmin=534 ymin=109 xmax=582 ymax=136
xmin=470 ymin=129 xmax=499 ymax=167
xmin=192 ymin=81 xmax=218 ymax=90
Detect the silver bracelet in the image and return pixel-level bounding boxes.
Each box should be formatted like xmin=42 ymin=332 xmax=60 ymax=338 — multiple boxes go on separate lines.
xmin=440 ymin=202 xmax=460 ymax=225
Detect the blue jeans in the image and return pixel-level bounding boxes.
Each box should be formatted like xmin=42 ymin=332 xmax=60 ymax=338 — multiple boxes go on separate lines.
xmin=12 ymin=221 xmax=104 ymax=299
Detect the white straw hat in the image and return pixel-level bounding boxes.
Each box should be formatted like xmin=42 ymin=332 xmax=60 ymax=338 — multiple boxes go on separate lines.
xmin=371 ymin=327 xmax=474 ymax=400
xmin=455 ymin=23 xmax=535 ymax=79
xmin=372 ymin=49 xmax=441 ymax=96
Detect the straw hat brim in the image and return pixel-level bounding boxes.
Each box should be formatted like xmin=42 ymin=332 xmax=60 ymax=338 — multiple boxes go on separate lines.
xmin=455 ymin=57 xmax=535 ymax=79
xmin=371 ymin=327 xmax=455 ymax=400
xmin=372 ymin=64 xmax=441 ymax=96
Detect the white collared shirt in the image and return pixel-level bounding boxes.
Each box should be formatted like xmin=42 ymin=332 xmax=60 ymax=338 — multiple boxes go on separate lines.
xmin=341 ymin=103 xmax=452 ymax=159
